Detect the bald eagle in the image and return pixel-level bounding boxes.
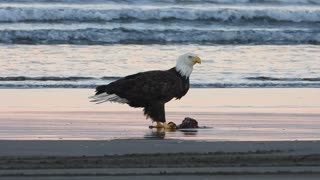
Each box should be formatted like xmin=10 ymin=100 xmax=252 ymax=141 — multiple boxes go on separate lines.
xmin=90 ymin=53 xmax=201 ymax=128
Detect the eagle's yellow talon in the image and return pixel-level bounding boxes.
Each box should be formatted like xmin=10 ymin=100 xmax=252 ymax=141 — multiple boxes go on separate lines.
xmin=155 ymin=122 xmax=164 ymax=128
xmin=164 ymin=122 xmax=177 ymax=129
xmin=154 ymin=122 xmax=177 ymax=129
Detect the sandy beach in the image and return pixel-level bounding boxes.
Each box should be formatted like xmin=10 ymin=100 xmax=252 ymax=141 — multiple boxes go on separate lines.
xmin=0 ymin=88 xmax=320 ymax=178
xmin=1 ymin=0 xmax=319 ymax=178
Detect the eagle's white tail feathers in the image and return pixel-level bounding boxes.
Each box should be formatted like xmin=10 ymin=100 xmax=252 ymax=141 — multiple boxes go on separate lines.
xmin=89 ymin=93 xmax=128 ymax=104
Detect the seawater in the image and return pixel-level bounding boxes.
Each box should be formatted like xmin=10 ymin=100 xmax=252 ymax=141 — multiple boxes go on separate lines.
xmin=0 ymin=0 xmax=319 ymax=44
xmin=0 ymin=0 xmax=319 ymax=88
xmin=1 ymin=44 xmax=319 ymax=88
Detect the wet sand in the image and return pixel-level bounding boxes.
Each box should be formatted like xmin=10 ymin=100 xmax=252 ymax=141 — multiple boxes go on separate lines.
xmin=0 ymin=88 xmax=319 ymax=141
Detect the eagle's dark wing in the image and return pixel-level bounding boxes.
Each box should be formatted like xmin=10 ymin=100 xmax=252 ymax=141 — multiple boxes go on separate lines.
xmin=96 ymin=69 xmax=183 ymax=105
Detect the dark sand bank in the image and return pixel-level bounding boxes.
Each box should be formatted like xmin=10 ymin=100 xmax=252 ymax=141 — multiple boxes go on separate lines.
xmin=2 ymin=175 xmax=320 ymax=180
xmin=1 ymin=140 xmax=320 ymax=156
xmin=0 ymin=140 xmax=320 ymax=178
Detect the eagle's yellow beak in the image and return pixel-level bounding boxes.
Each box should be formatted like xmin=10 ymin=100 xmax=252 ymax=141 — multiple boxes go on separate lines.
xmin=192 ymin=56 xmax=201 ymax=64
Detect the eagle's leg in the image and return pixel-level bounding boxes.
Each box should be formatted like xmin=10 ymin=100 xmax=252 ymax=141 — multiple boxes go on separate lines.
xmin=145 ymin=103 xmax=167 ymax=128
xmin=155 ymin=122 xmax=164 ymax=128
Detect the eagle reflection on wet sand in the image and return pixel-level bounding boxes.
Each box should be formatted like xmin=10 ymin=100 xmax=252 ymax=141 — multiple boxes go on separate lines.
xmin=144 ymin=128 xmax=198 ymax=140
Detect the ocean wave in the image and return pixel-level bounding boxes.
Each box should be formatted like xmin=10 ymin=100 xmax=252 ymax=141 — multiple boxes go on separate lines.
xmin=2 ymin=75 xmax=319 ymax=88
xmin=0 ymin=84 xmax=96 ymax=89
xmin=0 ymin=28 xmax=319 ymax=44
xmin=246 ymin=76 xmax=320 ymax=81
xmin=0 ymin=83 xmax=319 ymax=89
xmin=3 ymin=76 xmax=319 ymax=83
xmin=1 ymin=75 xmax=320 ymax=88
xmin=1 ymin=0 xmax=320 ymax=5
xmin=191 ymin=83 xmax=320 ymax=88
xmin=0 ymin=76 xmax=120 ymax=81
xmin=0 ymin=7 xmax=319 ymax=23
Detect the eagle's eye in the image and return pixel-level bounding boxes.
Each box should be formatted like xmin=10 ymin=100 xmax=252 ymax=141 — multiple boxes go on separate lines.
xmin=188 ymin=55 xmax=193 ymax=58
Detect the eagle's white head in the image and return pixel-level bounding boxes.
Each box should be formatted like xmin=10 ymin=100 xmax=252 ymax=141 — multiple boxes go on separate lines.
xmin=175 ymin=53 xmax=201 ymax=77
